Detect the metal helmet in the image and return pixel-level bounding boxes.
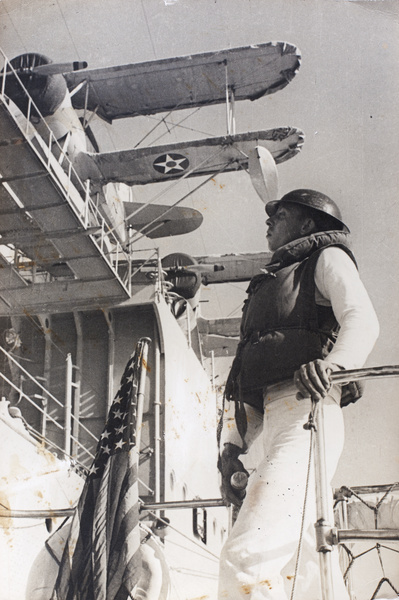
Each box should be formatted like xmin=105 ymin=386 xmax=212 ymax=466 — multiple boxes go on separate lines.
xmin=266 ymin=189 xmax=349 ymax=232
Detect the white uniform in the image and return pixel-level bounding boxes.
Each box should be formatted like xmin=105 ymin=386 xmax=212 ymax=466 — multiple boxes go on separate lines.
xmin=218 ymin=248 xmax=379 ymax=600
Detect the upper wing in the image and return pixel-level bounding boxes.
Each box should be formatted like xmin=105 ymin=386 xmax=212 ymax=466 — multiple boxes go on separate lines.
xmin=77 ymin=127 xmax=304 ymax=186
xmin=65 ymin=42 xmax=301 ymax=122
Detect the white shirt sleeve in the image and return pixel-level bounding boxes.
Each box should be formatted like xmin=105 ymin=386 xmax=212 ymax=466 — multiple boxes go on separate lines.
xmin=314 ymin=247 xmax=379 ymax=369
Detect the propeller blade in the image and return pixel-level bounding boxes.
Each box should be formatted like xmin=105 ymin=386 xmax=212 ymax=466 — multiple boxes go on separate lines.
xmin=248 ymin=146 xmax=278 ymax=204
xmin=3 ymin=56 xmax=88 ymax=77
xmin=30 ymin=61 xmax=88 ymax=76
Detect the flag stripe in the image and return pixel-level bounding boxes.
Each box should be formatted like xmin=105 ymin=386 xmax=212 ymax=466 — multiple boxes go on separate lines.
xmin=110 ymin=475 xmax=139 ymax=550
xmin=92 ymin=458 xmax=111 ymax=600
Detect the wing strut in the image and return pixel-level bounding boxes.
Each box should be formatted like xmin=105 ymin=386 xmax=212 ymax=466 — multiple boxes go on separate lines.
xmin=83 ymin=79 xmax=90 ymax=128
xmin=225 ymin=61 xmax=236 ymax=136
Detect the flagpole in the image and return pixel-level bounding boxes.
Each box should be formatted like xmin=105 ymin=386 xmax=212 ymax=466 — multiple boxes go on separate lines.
xmin=135 ymin=338 xmax=151 ymax=452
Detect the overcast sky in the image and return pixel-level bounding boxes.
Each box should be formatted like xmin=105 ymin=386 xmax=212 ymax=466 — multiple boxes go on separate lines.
xmin=1 ymin=0 xmax=398 ymax=488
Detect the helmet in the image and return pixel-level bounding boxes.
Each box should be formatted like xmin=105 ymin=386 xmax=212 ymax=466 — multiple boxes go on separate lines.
xmin=266 ymin=189 xmax=349 ymax=232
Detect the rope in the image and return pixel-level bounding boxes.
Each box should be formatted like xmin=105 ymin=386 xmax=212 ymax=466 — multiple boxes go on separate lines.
xmin=370 ymin=575 xmax=399 ymax=599
xmin=289 ymin=399 xmax=317 ymax=600
xmin=338 ymin=491 xmax=399 ymax=597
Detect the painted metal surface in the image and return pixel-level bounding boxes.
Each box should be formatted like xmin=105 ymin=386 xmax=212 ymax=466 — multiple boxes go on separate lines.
xmin=65 ymin=42 xmax=301 ymax=122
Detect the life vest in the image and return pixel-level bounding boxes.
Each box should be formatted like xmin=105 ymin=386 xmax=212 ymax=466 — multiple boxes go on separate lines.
xmin=226 ymin=231 xmax=358 ymax=411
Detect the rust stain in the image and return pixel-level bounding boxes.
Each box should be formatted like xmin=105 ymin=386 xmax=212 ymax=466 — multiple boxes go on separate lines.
xmin=0 ymin=492 xmax=12 ymax=531
xmin=241 ymin=579 xmax=273 ymax=594
xmin=142 ymin=358 xmax=151 ymax=373
xmin=36 ymin=445 xmax=58 ymax=468
xmin=9 ymin=454 xmax=29 ymax=479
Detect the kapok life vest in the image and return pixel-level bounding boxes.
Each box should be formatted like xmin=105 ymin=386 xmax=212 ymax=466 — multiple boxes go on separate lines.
xmin=225 ymin=231 xmax=358 ymax=411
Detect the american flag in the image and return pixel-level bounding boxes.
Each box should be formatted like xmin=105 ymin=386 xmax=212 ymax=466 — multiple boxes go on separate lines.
xmin=52 ymin=347 xmax=144 ymax=600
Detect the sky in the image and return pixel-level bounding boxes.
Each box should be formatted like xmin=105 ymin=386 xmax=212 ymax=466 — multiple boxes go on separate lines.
xmin=1 ymin=0 xmax=399 ymax=488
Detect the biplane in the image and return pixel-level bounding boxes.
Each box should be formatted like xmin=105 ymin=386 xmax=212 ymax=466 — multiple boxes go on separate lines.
xmin=1 ymin=39 xmax=399 ymax=600
xmin=1 ymin=41 xmax=304 ymax=249
xmin=0 ymin=41 xmax=304 ymax=600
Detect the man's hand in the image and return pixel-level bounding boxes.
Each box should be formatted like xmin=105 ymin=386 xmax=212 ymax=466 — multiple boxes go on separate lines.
xmin=294 ymin=359 xmax=340 ymax=402
xmin=218 ymin=443 xmax=249 ymax=507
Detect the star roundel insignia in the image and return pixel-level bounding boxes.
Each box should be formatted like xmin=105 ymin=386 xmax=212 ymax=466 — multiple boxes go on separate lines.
xmin=153 ymin=153 xmax=189 ymax=174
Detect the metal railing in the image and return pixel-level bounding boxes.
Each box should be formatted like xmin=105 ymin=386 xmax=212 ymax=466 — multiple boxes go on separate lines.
xmin=0 ymin=344 xmax=97 ymax=468
xmin=0 ymin=47 xmax=132 ymax=295
xmin=0 ymin=337 xmax=159 ymax=491
xmin=312 ymin=365 xmax=399 ymax=600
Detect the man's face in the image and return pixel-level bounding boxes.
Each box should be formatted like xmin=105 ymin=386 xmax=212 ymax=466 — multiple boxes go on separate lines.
xmin=266 ymin=203 xmax=309 ymax=251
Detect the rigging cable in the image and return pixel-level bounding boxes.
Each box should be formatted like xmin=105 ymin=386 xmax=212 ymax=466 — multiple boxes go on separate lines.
xmin=144 ymin=107 xmax=203 ymax=148
xmin=144 ymin=113 xmax=214 ymax=139
xmin=140 ymin=0 xmax=157 ymax=59
xmin=132 ymin=99 xmax=199 ymax=148
xmin=54 ymin=0 xmax=82 ymax=61
xmin=1 ymin=6 xmax=27 ymax=52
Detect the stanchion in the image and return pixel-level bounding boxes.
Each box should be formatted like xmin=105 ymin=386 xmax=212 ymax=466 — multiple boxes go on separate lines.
xmin=312 ymin=398 xmax=335 ymax=600
xmin=312 ymin=364 xmax=399 ymax=600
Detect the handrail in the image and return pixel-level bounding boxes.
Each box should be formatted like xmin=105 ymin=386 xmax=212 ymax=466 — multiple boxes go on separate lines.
xmin=0 ymin=49 xmax=88 ymax=204
xmin=0 ymin=371 xmax=63 ymax=432
xmin=0 ymin=370 xmax=97 ymax=467
xmin=330 ymin=365 xmax=399 ymax=383
xmin=0 ymin=48 xmax=170 ymax=300
xmin=0 ymin=498 xmax=227 ymax=519
xmin=312 ymin=364 xmax=399 ymax=600
xmin=0 ymin=345 xmax=98 ymax=466
xmin=0 ymin=345 xmax=98 ymax=444
xmin=0 ymin=345 xmax=63 ymax=409
xmin=0 ymin=47 xmax=131 ymax=295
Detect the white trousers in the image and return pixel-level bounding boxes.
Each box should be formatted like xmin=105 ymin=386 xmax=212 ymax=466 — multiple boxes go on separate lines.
xmin=218 ymin=382 xmax=349 ymax=600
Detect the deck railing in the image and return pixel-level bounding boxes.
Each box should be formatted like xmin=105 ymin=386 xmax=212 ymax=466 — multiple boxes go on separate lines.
xmin=0 ymin=344 xmax=97 ymax=468
xmin=310 ymin=366 xmax=399 ymax=600
xmin=1 ymin=348 xmax=398 ymax=598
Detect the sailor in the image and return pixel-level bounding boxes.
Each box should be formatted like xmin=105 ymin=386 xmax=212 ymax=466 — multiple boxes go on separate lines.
xmin=217 ymin=189 xmax=379 ymax=599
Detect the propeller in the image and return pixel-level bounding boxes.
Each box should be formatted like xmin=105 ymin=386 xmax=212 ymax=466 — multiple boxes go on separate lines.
xmin=27 ymin=61 xmax=88 ymax=76
xmin=248 ymin=146 xmax=279 ymax=204
xmin=1 ymin=53 xmax=77 ymax=117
